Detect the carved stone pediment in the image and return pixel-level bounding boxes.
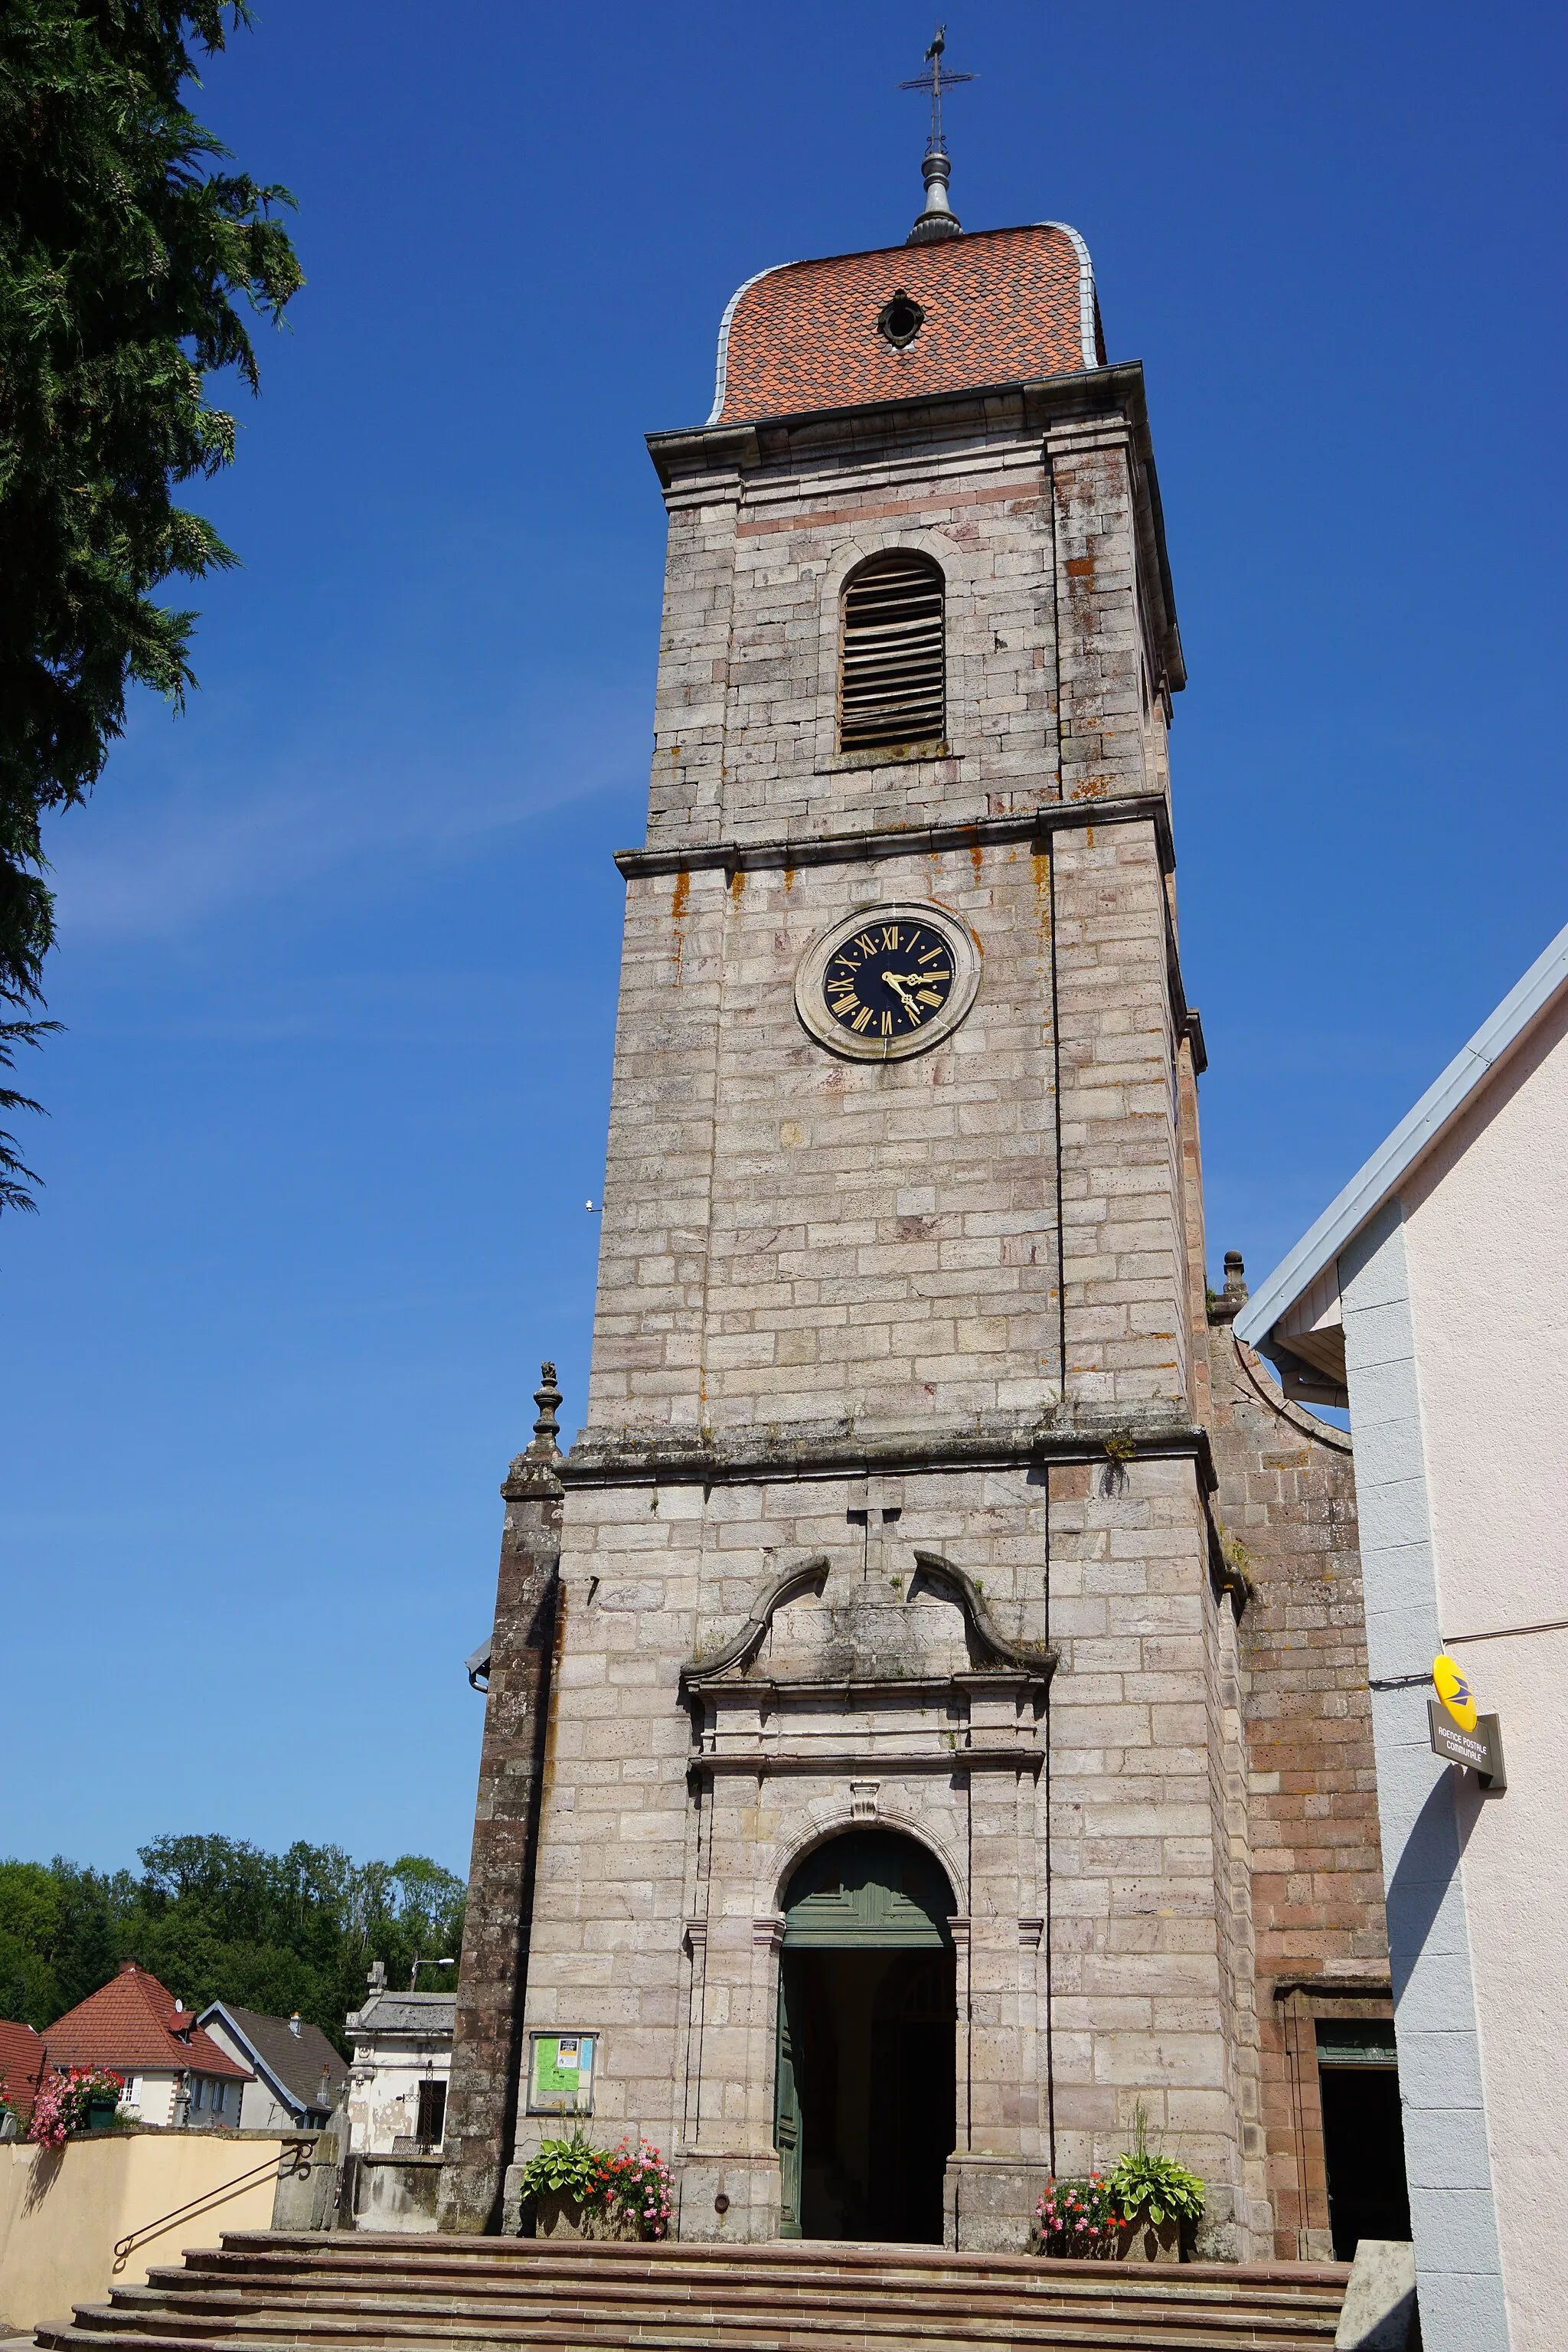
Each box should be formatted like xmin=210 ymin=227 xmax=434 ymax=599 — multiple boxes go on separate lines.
xmin=680 ymin=1551 xmax=1056 ymax=1782
xmin=681 ymin=1551 xmax=1055 ymax=1700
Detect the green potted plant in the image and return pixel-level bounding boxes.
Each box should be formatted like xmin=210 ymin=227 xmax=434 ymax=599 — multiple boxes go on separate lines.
xmin=519 ymin=2132 xmax=673 ymax=2241
xmin=83 ymin=2070 xmax=126 ymax=2132
xmin=1106 ymin=2105 xmax=1205 ymax=2263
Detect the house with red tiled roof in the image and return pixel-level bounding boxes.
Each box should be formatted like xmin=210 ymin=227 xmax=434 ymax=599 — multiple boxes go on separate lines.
xmin=0 ymin=2017 xmax=50 ymax=2131
xmin=43 ymin=1962 xmax=251 ymax=2130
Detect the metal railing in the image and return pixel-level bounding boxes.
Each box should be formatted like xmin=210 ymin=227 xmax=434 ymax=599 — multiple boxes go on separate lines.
xmin=112 ymin=2137 xmax=317 ymax=2270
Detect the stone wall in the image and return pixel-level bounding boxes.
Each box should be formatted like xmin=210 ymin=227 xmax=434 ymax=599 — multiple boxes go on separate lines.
xmin=446 ymin=361 xmax=1364 ymax=2259
xmin=437 ymin=1381 xmax=564 ymax=2235
xmin=1206 ymin=1283 xmax=1387 ymax=2259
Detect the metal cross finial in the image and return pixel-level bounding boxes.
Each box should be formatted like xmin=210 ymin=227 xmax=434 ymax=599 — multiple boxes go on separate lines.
xmin=899 ymin=24 xmax=975 ymax=156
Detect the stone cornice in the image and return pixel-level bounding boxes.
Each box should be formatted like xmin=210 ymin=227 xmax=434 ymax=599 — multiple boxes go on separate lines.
xmin=645 ymin=361 xmax=1182 ymax=694
xmin=1271 ymin=1977 xmax=1394 ymax=2002
xmin=646 ymin=364 xmax=1142 ymax=486
xmin=560 ymin=1410 xmax=1218 ymax=1496
xmin=613 ymin=792 xmax=1175 ymax=883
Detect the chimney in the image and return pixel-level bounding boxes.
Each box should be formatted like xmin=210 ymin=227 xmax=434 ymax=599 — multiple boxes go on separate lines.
xmin=289 ymin=2012 xmax=302 ymax=2037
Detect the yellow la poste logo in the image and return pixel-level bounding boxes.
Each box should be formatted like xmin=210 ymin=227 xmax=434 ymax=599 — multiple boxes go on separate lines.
xmin=1432 ymin=1655 xmax=1478 ymax=1733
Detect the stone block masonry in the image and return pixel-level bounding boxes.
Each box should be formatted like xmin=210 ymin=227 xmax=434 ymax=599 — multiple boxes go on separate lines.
xmin=1206 ymin=1285 xmax=1387 ymax=2261
xmin=445 ymin=326 xmax=1386 ymax=2262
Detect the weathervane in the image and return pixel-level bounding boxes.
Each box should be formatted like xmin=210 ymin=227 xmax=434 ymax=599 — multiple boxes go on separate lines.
xmin=899 ymin=25 xmax=974 ymax=156
xmin=900 ymin=27 xmax=975 ymax=244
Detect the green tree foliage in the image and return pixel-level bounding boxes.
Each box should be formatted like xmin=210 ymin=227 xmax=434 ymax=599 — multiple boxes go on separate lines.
xmin=0 ymin=2 xmax=303 ymax=1209
xmin=0 ymin=1838 xmax=466 ymax=2055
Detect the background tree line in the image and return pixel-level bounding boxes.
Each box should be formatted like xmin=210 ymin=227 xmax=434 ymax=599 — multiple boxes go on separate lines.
xmin=0 ymin=1834 xmax=466 ymax=2055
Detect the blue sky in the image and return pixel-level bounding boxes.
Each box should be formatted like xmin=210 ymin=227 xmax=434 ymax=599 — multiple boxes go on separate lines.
xmin=5 ymin=0 xmax=1564 ymax=1880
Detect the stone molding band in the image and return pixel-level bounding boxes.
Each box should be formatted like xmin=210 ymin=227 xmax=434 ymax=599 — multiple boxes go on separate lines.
xmin=1271 ymin=1977 xmax=1393 ymax=2001
xmin=687 ymin=1748 xmax=1045 ymax=1779
xmin=613 ymin=795 xmax=1204 ymax=1073
xmin=613 ymin=791 xmax=1176 ymax=883
xmin=560 ymin=1416 xmax=1219 ymax=1495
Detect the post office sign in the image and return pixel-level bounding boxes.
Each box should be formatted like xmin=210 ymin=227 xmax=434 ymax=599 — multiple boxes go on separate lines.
xmin=1427 ymin=1700 xmax=1506 ymax=1792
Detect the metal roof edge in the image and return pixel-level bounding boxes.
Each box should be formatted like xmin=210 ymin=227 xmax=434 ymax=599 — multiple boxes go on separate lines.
xmin=1034 ymin=221 xmax=1098 ymax=369
xmin=1236 ymin=917 xmax=1568 ymax=1349
xmin=705 ymin=263 xmax=797 ymax=427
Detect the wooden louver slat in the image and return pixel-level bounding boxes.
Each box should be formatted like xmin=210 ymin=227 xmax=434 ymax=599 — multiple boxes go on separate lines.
xmin=838 ymin=553 xmax=946 ymax=753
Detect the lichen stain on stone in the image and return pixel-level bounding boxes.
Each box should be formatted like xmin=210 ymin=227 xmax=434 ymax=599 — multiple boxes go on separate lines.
xmin=671 ymin=867 xmax=691 ymax=977
xmin=782 ymin=864 xmax=795 ymax=893
xmin=969 ymin=841 xmax=984 ymax=884
xmin=729 ymin=867 xmax=746 ymax=904
xmin=1070 ymin=777 xmax=1110 ymax=800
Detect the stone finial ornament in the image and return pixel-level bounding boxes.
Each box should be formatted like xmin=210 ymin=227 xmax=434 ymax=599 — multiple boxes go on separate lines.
xmin=1208 ymin=1250 xmax=1250 ymax=1325
xmin=531 ymin=1361 xmax=563 ymax=1454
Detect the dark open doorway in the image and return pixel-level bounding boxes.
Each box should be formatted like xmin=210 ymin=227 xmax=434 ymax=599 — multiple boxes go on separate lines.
xmin=776 ymin=1831 xmax=956 ymax=2244
xmin=1317 ymin=2022 xmax=1412 ymax=2259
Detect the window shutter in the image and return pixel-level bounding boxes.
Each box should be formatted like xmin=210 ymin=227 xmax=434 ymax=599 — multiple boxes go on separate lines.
xmin=838 ymin=553 xmax=946 ymax=753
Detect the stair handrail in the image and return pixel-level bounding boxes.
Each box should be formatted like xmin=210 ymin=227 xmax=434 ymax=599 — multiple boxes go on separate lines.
xmin=112 ymin=2136 xmax=316 ymax=2271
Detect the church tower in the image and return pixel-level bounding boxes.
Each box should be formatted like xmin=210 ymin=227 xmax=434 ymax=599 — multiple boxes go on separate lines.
xmin=438 ymin=110 xmax=1368 ymax=2258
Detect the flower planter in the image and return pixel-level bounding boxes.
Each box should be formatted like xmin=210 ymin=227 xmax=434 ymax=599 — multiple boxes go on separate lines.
xmin=531 ymin=2191 xmax=644 ymax=2243
xmin=86 ymin=2096 xmax=119 ymax=2133
xmin=1116 ymin=2212 xmax=1182 ymax=2263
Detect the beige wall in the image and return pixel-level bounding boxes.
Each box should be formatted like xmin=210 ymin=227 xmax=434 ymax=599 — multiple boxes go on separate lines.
xmin=0 ymin=2131 xmax=289 ymax=2335
xmin=1400 ymin=983 xmax=1568 ymax=2352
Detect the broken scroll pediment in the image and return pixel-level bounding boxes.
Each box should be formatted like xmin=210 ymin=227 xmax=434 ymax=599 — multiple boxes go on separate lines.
xmin=679 ymin=1550 xmax=1055 ymax=1697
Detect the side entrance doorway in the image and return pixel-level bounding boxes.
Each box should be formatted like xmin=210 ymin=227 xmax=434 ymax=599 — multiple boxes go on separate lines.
xmin=775 ymin=1831 xmax=956 ymax=2244
xmin=1316 ymin=2021 xmax=1412 ymax=2258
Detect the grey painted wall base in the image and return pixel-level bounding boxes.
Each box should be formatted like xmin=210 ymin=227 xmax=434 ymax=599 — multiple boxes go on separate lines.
xmin=1340 ymin=1204 xmax=1508 ymax=2351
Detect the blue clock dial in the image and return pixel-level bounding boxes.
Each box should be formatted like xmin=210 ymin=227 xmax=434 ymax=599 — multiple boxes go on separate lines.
xmin=822 ymin=917 xmax=956 ymax=1041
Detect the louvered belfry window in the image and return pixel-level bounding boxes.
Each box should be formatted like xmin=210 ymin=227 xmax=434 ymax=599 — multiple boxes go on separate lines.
xmin=838 ymin=551 xmax=946 ymax=754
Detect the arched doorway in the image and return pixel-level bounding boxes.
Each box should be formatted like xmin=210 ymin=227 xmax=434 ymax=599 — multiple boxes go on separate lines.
xmin=775 ymin=1830 xmax=956 ymax=2244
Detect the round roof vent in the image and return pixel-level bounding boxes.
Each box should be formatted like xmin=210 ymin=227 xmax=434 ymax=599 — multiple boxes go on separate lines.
xmin=877 ymin=289 xmax=926 ymax=350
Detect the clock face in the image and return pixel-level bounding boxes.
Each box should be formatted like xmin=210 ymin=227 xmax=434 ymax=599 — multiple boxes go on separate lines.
xmin=822 ymin=916 xmax=956 ymax=1044
xmin=795 ymin=900 xmax=980 ymax=1062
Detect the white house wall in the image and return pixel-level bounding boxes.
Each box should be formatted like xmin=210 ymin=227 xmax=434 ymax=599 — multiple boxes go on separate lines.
xmin=1396 ymin=984 xmax=1568 ymax=2352
xmin=121 ymin=2073 xmax=178 ymax=2130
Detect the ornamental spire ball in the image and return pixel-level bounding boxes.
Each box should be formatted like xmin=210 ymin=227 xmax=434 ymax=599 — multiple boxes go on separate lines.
xmin=899 ymin=23 xmax=975 ymax=244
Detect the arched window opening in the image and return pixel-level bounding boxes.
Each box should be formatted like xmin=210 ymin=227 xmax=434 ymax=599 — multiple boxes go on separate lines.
xmin=838 ymin=552 xmax=946 ymax=754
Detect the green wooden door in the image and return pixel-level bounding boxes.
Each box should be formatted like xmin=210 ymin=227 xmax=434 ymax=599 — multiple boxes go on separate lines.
xmin=781 ymin=1831 xmax=955 ymax=1950
xmin=775 ymin=1961 xmax=803 ymax=2237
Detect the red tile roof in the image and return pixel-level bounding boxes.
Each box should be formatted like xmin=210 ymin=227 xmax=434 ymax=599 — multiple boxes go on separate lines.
xmin=710 ymin=224 xmax=1104 ymax=426
xmin=0 ymin=2019 xmax=50 ymax=2122
xmin=44 ymin=1963 xmax=250 ymax=2081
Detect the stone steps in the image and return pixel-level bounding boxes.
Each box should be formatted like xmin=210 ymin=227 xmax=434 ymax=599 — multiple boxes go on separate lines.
xmin=39 ymin=2232 xmax=1350 ymax=2352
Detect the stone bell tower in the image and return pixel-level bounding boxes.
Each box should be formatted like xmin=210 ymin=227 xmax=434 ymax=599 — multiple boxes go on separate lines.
xmin=441 ymin=140 xmax=1289 ymax=2257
